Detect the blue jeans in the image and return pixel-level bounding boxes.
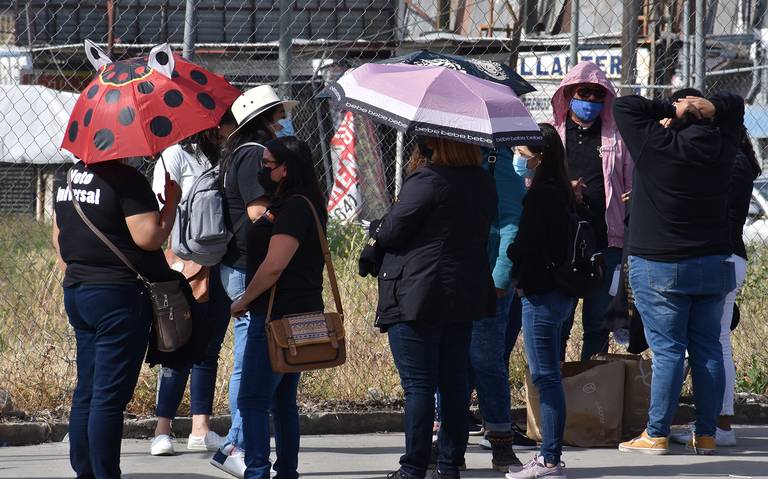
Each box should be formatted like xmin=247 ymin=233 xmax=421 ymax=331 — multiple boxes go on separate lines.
xmin=629 ymin=255 xmax=734 ymax=438
xmin=388 ymin=321 xmax=472 ymax=478
xmin=64 ymin=283 xmax=152 ymax=479
xmin=156 ymin=266 xmax=231 ymax=418
xmin=238 ymin=313 xmax=301 ymax=479
xmin=220 ymin=264 xmax=252 ymax=449
xmin=562 ymin=247 xmax=623 ymax=360
xmin=469 ymin=291 xmax=513 ymax=431
xmin=522 ymin=290 xmax=575 ymax=465
xmin=505 ymin=292 xmax=523 ymax=366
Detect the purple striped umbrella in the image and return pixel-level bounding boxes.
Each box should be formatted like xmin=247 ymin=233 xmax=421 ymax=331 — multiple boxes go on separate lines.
xmin=325 ymin=63 xmax=542 ymax=148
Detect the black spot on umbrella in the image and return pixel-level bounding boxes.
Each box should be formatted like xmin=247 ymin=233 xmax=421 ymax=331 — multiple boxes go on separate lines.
xmin=164 ymin=90 xmax=183 ymax=108
xmin=190 ymin=70 xmax=208 ymax=85
xmin=104 ymin=89 xmax=120 ymax=104
xmin=93 ymin=129 xmax=115 ymax=151
xmin=86 ymin=85 xmax=99 ymax=99
xmin=119 ymin=106 xmax=136 ymax=126
xmin=156 ymin=51 xmax=169 ymax=66
xmin=197 ymin=92 xmax=215 ymax=110
xmin=172 ymin=70 xmax=180 ymax=79
xmin=84 ymin=109 xmax=93 ymax=127
xmin=150 ymin=116 xmax=173 ymax=137
xmin=68 ymin=121 xmax=78 ymax=142
xmin=137 ymin=81 xmax=154 ymax=94
xmin=90 ymin=47 xmax=101 ymax=59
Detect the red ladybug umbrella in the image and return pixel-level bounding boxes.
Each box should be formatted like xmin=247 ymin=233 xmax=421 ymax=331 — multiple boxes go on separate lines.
xmin=61 ymin=41 xmax=241 ymax=164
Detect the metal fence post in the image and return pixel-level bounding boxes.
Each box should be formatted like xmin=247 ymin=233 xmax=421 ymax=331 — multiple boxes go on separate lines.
xmin=681 ymin=0 xmax=691 ymax=88
xmin=278 ymin=0 xmax=293 ymax=98
xmin=621 ymin=0 xmax=641 ymax=96
xmin=182 ymin=0 xmax=197 ymax=61
xmin=694 ymin=0 xmax=706 ymax=92
xmin=395 ymin=132 xmax=404 ymax=198
xmin=570 ymin=0 xmax=579 ymax=67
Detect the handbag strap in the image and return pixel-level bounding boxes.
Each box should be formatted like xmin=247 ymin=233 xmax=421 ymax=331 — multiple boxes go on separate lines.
xmin=266 ymin=195 xmax=343 ymax=322
xmin=67 ymin=170 xmax=149 ymax=285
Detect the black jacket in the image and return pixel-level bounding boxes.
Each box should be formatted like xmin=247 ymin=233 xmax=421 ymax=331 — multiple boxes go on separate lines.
xmin=613 ymin=93 xmax=744 ymax=261
xmin=374 ymin=165 xmax=497 ymax=329
xmin=729 ymin=149 xmax=760 ymax=260
xmin=508 ymin=179 xmax=571 ymax=295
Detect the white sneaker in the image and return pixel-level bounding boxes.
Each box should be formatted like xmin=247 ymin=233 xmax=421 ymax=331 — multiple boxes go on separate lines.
xmin=478 ymin=436 xmax=492 ymax=450
xmin=670 ymin=426 xmax=737 ymax=447
xmin=506 ymin=455 xmax=567 ymax=479
xmin=188 ymin=430 xmax=225 ymax=451
xmin=210 ymin=443 xmax=247 ymax=479
xmin=150 ymin=434 xmax=175 ymax=456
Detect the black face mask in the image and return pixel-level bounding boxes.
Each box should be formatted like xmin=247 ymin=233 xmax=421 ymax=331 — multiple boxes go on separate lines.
xmin=257 ymin=167 xmax=280 ymax=195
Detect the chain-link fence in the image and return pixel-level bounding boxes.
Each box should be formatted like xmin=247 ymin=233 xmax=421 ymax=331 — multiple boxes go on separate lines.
xmin=1 ymin=0 xmax=767 ymax=420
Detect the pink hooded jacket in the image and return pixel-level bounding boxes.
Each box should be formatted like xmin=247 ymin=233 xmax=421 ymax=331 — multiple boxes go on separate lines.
xmin=551 ymin=61 xmax=634 ymax=249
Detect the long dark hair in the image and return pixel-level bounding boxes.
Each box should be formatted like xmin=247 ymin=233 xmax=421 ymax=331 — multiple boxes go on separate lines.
xmin=180 ymin=129 xmax=220 ymax=166
xmin=219 ymin=108 xmax=277 ymax=180
xmin=529 ymin=123 xmax=576 ymax=208
xmin=265 ymin=136 xmax=327 ymax=221
xmin=182 ymin=110 xmax=237 ymax=167
xmin=739 ymin=125 xmax=762 ymax=178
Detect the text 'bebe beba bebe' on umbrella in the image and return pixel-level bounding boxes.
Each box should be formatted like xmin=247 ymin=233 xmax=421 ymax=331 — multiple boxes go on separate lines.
xmin=60 ymin=40 xmax=241 ymax=165
xmin=324 ymin=62 xmax=542 ymax=149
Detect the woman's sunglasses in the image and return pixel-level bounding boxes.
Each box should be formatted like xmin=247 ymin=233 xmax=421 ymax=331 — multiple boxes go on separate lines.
xmin=262 ymin=158 xmax=283 ymax=168
xmin=575 ymin=87 xmax=607 ymax=100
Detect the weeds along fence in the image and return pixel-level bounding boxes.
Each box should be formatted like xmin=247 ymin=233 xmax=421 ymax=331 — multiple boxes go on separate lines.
xmin=1 ymin=0 xmax=768 ymax=419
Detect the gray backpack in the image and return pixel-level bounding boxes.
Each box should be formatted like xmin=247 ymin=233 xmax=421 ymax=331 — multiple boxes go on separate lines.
xmin=171 ymin=142 xmax=263 ymax=266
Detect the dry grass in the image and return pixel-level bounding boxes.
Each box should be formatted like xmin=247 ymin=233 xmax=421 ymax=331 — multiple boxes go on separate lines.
xmin=1 ymin=216 xmax=766 ymax=419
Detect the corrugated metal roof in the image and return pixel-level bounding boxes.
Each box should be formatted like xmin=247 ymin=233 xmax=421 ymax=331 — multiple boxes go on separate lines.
xmin=6 ymin=0 xmax=397 ymax=46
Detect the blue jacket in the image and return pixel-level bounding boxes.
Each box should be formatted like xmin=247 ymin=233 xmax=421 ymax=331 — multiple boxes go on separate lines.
xmin=483 ymin=147 xmax=526 ymax=290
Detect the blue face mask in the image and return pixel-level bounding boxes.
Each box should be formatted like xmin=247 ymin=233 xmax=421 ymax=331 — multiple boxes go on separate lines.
xmin=275 ymin=118 xmax=295 ymax=137
xmin=570 ymin=98 xmax=604 ymax=123
xmin=513 ymin=155 xmax=536 ymax=179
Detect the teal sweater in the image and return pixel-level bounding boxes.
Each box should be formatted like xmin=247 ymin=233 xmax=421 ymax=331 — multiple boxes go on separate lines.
xmin=483 ymin=147 xmax=526 ymax=290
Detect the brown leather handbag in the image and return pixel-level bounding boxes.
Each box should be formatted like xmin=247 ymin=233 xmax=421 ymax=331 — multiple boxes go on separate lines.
xmin=265 ymin=196 xmax=346 ymax=373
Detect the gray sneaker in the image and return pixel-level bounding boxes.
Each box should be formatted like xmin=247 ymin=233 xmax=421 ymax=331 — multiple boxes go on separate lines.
xmin=506 ymin=455 xmax=566 ymax=479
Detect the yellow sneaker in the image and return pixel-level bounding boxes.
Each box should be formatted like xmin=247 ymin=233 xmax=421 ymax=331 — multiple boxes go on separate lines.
xmin=618 ymin=430 xmax=669 ymax=455
xmin=687 ymin=434 xmax=716 ymax=455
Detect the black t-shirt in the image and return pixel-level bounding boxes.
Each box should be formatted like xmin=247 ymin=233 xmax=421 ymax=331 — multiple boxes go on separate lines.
xmin=566 ymin=116 xmax=608 ymax=248
xmin=54 ymin=161 xmax=171 ymax=287
xmin=246 ymin=196 xmax=326 ymax=318
xmin=222 ymin=144 xmax=267 ymax=269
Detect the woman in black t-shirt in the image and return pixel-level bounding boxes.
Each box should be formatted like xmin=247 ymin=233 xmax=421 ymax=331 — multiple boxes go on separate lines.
xmin=52 ymin=159 xmax=180 ymax=479
xmin=229 ymin=137 xmax=326 ymax=479
xmin=213 ymin=86 xmax=298 ymax=473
